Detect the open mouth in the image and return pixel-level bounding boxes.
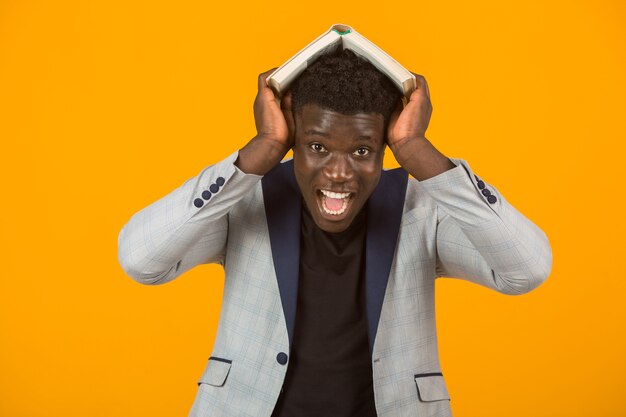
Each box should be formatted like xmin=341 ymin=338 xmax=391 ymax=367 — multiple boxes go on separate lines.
xmin=319 ymin=189 xmax=353 ymax=216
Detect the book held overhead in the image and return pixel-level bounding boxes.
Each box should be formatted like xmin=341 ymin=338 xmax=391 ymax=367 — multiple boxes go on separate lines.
xmin=266 ymin=24 xmax=417 ymax=102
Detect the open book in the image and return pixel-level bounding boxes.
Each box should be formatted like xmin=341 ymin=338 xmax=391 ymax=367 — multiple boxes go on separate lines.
xmin=266 ymin=24 xmax=416 ymax=101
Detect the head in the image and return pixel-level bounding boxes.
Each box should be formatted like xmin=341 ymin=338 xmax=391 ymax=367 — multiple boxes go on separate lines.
xmin=289 ymin=49 xmax=403 ymax=233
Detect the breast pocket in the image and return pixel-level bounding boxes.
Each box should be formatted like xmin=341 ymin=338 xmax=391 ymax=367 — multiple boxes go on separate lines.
xmin=414 ymin=372 xmax=451 ymax=402
xmin=197 ymin=356 xmax=232 ymax=387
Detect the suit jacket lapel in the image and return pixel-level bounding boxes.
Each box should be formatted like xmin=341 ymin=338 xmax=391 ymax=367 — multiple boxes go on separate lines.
xmin=262 ymin=160 xmax=301 ymax=351
xmin=262 ymin=160 xmax=409 ymax=357
xmin=364 ymin=167 xmax=409 ymax=356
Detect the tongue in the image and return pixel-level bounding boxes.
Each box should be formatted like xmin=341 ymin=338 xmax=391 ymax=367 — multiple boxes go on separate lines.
xmin=325 ymin=196 xmax=344 ymax=211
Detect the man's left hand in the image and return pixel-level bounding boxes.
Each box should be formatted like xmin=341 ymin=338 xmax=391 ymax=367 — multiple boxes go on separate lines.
xmin=386 ymin=72 xmax=432 ymax=151
xmin=385 ymin=72 xmax=456 ymax=181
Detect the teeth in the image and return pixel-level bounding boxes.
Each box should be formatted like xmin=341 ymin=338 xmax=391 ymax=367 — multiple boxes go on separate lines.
xmin=320 ymin=189 xmax=351 ymax=216
xmin=320 ymin=189 xmax=351 ymax=199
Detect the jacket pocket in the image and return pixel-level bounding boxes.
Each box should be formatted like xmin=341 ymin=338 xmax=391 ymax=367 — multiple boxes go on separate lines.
xmin=197 ymin=356 xmax=232 ymax=387
xmin=414 ymin=372 xmax=450 ymax=402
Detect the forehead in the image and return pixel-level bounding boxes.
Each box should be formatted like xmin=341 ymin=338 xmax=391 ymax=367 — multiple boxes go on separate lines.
xmin=297 ymin=103 xmax=384 ymax=138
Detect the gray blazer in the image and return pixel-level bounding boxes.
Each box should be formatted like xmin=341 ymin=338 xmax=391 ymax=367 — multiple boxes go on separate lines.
xmin=117 ymin=150 xmax=552 ymax=417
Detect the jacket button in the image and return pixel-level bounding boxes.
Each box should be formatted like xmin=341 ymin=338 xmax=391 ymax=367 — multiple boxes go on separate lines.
xmin=202 ymin=190 xmax=212 ymax=200
xmin=209 ymin=184 xmax=219 ymax=193
xmin=477 ymin=180 xmax=485 ymax=189
xmin=276 ymin=352 xmax=288 ymax=365
xmin=193 ymin=198 xmax=204 ymax=208
xmin=487 ymin=195 xmax=497 ymax=204
xmin=481 ymin=188 xmax=491 ymax=196
xmin=216 ymin=177 xmax=225 ymax=186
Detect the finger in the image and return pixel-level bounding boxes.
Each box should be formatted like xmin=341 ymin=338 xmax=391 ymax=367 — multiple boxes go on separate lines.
xmin=409 ymin=71 xmax=430 ymax=99
xmin=258 ymin=67 xmax=279 ymax=91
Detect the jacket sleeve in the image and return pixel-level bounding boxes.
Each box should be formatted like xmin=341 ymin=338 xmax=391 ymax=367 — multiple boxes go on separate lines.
xmin=117 ymin=150 xmax=262 ymax=285
xmin=417 ymin=158 xmax=552 ymax=295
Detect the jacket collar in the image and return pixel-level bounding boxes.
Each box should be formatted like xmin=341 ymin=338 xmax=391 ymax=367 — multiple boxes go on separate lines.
xmin=262 ymin=159 xmax=408 ymax=356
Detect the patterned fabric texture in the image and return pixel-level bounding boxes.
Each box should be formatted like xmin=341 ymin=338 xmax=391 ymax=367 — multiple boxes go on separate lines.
xmin=117 ymin=150 xmax=552 ymax=417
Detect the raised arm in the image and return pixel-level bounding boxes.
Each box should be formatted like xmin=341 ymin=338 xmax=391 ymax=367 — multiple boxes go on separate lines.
xmin=387 ymin=73 xmax=552 ymax=294
xmin=117 ymin=151 xmax=262 ymax=285
xmin=117 ymin=69 xmax=295 ymax=285
xmin=422 ymin=159 xmax=552 ymax=294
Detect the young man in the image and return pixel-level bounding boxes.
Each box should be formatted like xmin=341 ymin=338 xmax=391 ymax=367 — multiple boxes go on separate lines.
xmin=118 ymin=50 xmax=552 ymax=417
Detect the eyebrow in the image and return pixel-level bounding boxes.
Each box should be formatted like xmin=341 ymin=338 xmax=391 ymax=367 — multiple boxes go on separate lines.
xmin=304 ymin=129 xmax=373 ymax=141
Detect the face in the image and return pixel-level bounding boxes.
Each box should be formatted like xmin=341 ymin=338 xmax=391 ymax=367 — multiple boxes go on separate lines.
xmin=293 ymin=103 xmax=386 ymax=233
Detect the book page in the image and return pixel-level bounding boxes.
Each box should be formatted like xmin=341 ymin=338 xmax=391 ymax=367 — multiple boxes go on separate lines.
xmin=342 ymin=32 xmax=415 ymax=98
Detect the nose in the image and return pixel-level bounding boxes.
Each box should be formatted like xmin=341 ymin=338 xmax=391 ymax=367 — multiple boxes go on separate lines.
xmin=323 ymin=154 xmax=354 ymax=183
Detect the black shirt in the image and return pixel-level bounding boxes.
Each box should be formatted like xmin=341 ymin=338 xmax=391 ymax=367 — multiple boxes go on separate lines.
xmin=271 ymin=203 xmax=378 ymax=417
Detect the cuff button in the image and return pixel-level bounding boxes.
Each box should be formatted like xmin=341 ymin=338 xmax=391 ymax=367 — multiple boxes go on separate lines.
xmin=477 ymin=180 xmax=485 ymax=189
xmin=481 ymin=188 xmax=492 ymax=196
xmin=487 ymin=195 xmax=497 ymax=204
xmin=202 ymin=190 xmax=212 ymax=200
xmin=216 ymin=177 xmax=225 ymax=186
xmin=193 ymin=198 xmax=204 ymax=208
xmin=209 ymin=184 xmax=219 ymax=193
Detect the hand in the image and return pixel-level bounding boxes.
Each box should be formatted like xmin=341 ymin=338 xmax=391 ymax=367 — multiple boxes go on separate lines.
xmin=253 ymin=68 xmax=296 ymax=153
xmin=386 ymin=72 xmax=432 ymax=152
xmin=235 ymin=69 xmax=296 ymax=176
xmin=385 ymin=73 xmax=455 ymax=180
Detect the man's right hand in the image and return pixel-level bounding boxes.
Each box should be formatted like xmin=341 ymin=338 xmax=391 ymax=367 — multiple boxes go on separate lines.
xmin=235 ymin=68 xmax=296 ymax=176
xmin=254 ymin=68 xmax=295 ymax=150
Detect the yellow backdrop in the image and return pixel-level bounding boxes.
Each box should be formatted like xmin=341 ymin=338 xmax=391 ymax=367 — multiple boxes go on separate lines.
xmin=1 ymin=0 xmax=625 ymax=416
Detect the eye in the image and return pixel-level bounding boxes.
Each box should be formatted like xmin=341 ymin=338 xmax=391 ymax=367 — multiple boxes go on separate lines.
xmin=353 ymin=147 xmax=370 ymax=156
xmin=309 ymin=143 xmax=327 ymax=153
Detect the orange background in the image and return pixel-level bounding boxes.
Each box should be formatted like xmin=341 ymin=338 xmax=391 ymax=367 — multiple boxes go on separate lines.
xmin=1 ymin=0 xmax=625 ymax=416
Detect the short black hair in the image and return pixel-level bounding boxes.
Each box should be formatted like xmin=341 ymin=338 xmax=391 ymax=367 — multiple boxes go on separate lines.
xmin=290 ymin=49 xmax=402 ymax=129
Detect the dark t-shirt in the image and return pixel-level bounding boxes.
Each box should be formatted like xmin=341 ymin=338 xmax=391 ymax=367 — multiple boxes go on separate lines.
xmin=270 ymin=202 xmax=378 ymax=417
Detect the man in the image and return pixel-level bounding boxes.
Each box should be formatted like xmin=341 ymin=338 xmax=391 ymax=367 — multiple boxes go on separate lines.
xmin=118 ymin=49 xmax=552 ymax=417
